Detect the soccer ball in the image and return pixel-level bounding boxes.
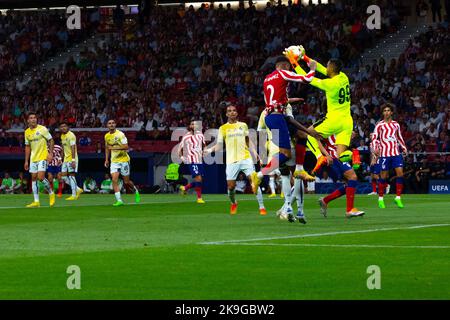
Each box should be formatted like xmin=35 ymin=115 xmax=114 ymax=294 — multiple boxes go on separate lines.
xmin=284 ymin=45 xmax=304 ymax=62
xmin=276 ymin=209 xmax=289 ymax=220
xmin=339 ymin=150 xmax=353 ymax=163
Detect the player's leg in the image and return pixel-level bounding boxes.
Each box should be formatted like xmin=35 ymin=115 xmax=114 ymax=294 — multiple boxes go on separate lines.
xmin=369 ymin=172 xmax=379 ymax=195
xmin=307 ymin=118 xmax=333 ymax=174
xmin=342 ymin=166 xmax=364 ymax=218
xmin=180 ymin=164 xmax=195 ymax=195
xmin=293 ymin=177 xmax=306 ymax=224
xmin=393 ymin=156 xmax=405 ymax=208
xmin=378 ymin=171 xmax=389 ymax=208
xmin=47 ymin=172 xmax=54 ymax=190
xmin=334 ymin=116 xmax=353 ymax=159
xmin=253 ymin=114 xmax=291 ymax=192
xmin=268 ymin=173 xmax=277 ymax=197
xmin=110 ymin=163 xmax=124 ymax=206
xmin=56 ymin=171 xmax=64 ymax=197
xmin=193 ymin=174 xmax=205 ymax=203
xmin=121 ymin=162 xmax=140 ymax=203
xmin=37 ymin=161 xmax=55 ymax=207
xmin=278 ymin=165 xmax=295 ymax=222
xmin=244 ymin=159 xmax=265 ymax=215
xmin=293 ymin=130 xmax=315 ymax=181
xmin=27 ymin=166 xmax=40 ymax=207
xmin=227 ymin=180 xmax=238 ymax=214
xmin=226 ymin=163 xmax=239 ymax=214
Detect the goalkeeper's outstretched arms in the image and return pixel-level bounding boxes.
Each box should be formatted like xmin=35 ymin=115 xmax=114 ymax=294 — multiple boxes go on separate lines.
xmin=284 ymin=45 xmax=328 ymax=76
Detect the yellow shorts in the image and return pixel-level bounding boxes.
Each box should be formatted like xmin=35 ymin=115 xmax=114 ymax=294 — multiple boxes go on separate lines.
xmin=313 ymin=115 xmax=353 ymax=146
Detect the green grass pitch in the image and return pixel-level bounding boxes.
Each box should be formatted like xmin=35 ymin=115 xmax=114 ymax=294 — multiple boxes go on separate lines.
xmin=0 ymin=193 xmax=449 ymax=299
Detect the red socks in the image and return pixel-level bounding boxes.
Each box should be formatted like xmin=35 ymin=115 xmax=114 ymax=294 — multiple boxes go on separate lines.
xmin=371 ymin=180 xmax=377 ymax=193
xmin=295 ymin=141 xmax=306 ymax=165
xmin=195 ymin=187 xmax=202 ymax=199
xmin=323 ymin=185 xmax=346 ymax=204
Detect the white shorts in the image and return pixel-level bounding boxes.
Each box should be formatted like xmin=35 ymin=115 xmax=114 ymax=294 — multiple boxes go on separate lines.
xmin=110 ymin=162 xmax=130 ymax=176
xmin=226 ymin=158 xmax=255 ymax=181
xmin=29 ymin=160 xmax=48 ymax=173
xmin=62 ymin=161 xmax=79 ymax=173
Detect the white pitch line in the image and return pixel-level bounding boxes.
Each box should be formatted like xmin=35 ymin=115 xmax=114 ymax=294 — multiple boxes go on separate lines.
xmin=199 ymin=224 xmax=450 ymax=245
xmin=208 ymin=243 xmax=450 ymax=249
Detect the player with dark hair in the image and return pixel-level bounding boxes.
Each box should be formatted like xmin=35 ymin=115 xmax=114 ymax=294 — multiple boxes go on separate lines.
xmin=179 ymin=119 xmax=206 ymax=204
xmin=24 ymin=112 xmax=55 ymax=207
xmin=104 ymin=119 xmax=140 ymax=206
xmin=59 ymin=121 xmax=83 ymax=200
xmin=371 ymin=103 xmax=408 ymax=208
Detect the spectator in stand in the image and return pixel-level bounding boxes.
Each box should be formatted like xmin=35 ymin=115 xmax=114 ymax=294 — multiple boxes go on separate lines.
xmin=14 ymin=171 xmax=28 ymax=194
xmin=0 ymin=172 xmax=15 ymax=194
xmin=145 ymin=114 xmax=158 ymax=131
xmin=316 ymin=171 xmax=334 ymax=183
xmin=83 ymin=176 xmax=98 ymax=193
xmin=99 ymin=174 xmax=113 ymax=194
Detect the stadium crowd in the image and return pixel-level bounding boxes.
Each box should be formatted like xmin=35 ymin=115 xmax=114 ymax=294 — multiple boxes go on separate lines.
xmin=0 ymin=2 xmax=449 ymax=193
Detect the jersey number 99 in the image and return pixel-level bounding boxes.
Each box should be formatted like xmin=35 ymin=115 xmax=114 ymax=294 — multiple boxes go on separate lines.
xmin=338 ymin=85 xmax=350 ymax=104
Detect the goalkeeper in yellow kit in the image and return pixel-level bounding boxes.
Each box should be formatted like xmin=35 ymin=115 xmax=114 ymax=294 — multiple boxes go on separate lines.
xmin=284 ymin=46 xmax=353 ymax=172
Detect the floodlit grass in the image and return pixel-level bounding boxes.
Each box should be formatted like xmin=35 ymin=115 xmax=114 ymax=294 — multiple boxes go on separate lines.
xmin=0 ymin=193 xmax=448 ymax=299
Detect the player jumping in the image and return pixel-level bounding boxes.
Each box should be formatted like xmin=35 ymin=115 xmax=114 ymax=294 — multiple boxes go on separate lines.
xmin=104 ymin=119 xmax=140 ymax=206
xmin=284 ymin=46 xmax=354 ymax=170
xmin=178 ymin=119 xmax=206 ymax=204
xmin=59 ymin=122 xmax=83 ymax=200
xmin=371 ymin=104 xmax=408 ymax=209
xmin=24 ymin=112 xmax=55 ymax=208
xmin=205 ymin=105 xmax=266 ymax=215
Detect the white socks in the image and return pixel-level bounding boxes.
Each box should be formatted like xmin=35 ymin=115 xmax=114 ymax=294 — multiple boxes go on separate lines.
xmin=281 ymin=175 xmax=292 ymax=210
xmin=69 ymin=176 xmax=78 ymax=197
xmin=32 ymin=181 xmax=39 ymax=202
xmin=256 ymin=187 xmax=265 ymax=209
xmin=42 ymin=178 xmax=53 ymax=195
xmin=293 ymin=178 xmax=304 ymax=213
xmin=114 ymin=192 xmax=122 ymax=202
xmin=269 ymin=176 xmax=276 ymax=194
xmin=295 ymin=164 xmax=304 ymax=171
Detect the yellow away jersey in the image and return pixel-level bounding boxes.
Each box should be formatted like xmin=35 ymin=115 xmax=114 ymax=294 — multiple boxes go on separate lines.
xmin=24 ymin=125 xmax=52 ymax=162
xmin=104 ymin=129 xmax=130 ymax=163
xmin=217 ymin=121 xmax=251 ymax=164
xmin=61 ymin=131 xmax=78 ymax=162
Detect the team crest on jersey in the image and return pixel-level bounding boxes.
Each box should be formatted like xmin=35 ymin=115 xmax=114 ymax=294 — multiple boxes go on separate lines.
xmin=36 ymin=131 xmax=40 ymax=136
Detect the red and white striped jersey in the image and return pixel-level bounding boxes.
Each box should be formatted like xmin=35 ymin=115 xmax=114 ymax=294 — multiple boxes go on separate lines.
xmin=324 ymin=135 xmax=338 ymax=159
xmin=371 ymin=120 xmax=407 ymax=157
xmin=49 ymin=144 xmax=63 ymax=167
xmin=263 ymin=69 xmax=315 ymax=108
xmin=179 ymin=131 xmax=205 ymax=164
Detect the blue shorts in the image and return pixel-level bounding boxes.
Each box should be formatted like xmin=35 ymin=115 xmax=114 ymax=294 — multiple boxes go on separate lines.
xmin=188 ymin=163 xmax=204 ymax=178
xmin=47 ymin=165 xmax=61 ymax=175
xmin=330 ymin=158 xmax=352 ymax=180
xmin=264 ymin=113 xmax=291 ymax=149
xmin=379 ymin=155 xmax=403 ymax=171
xmin=370 ymin=163 xmax=381 ymax=175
